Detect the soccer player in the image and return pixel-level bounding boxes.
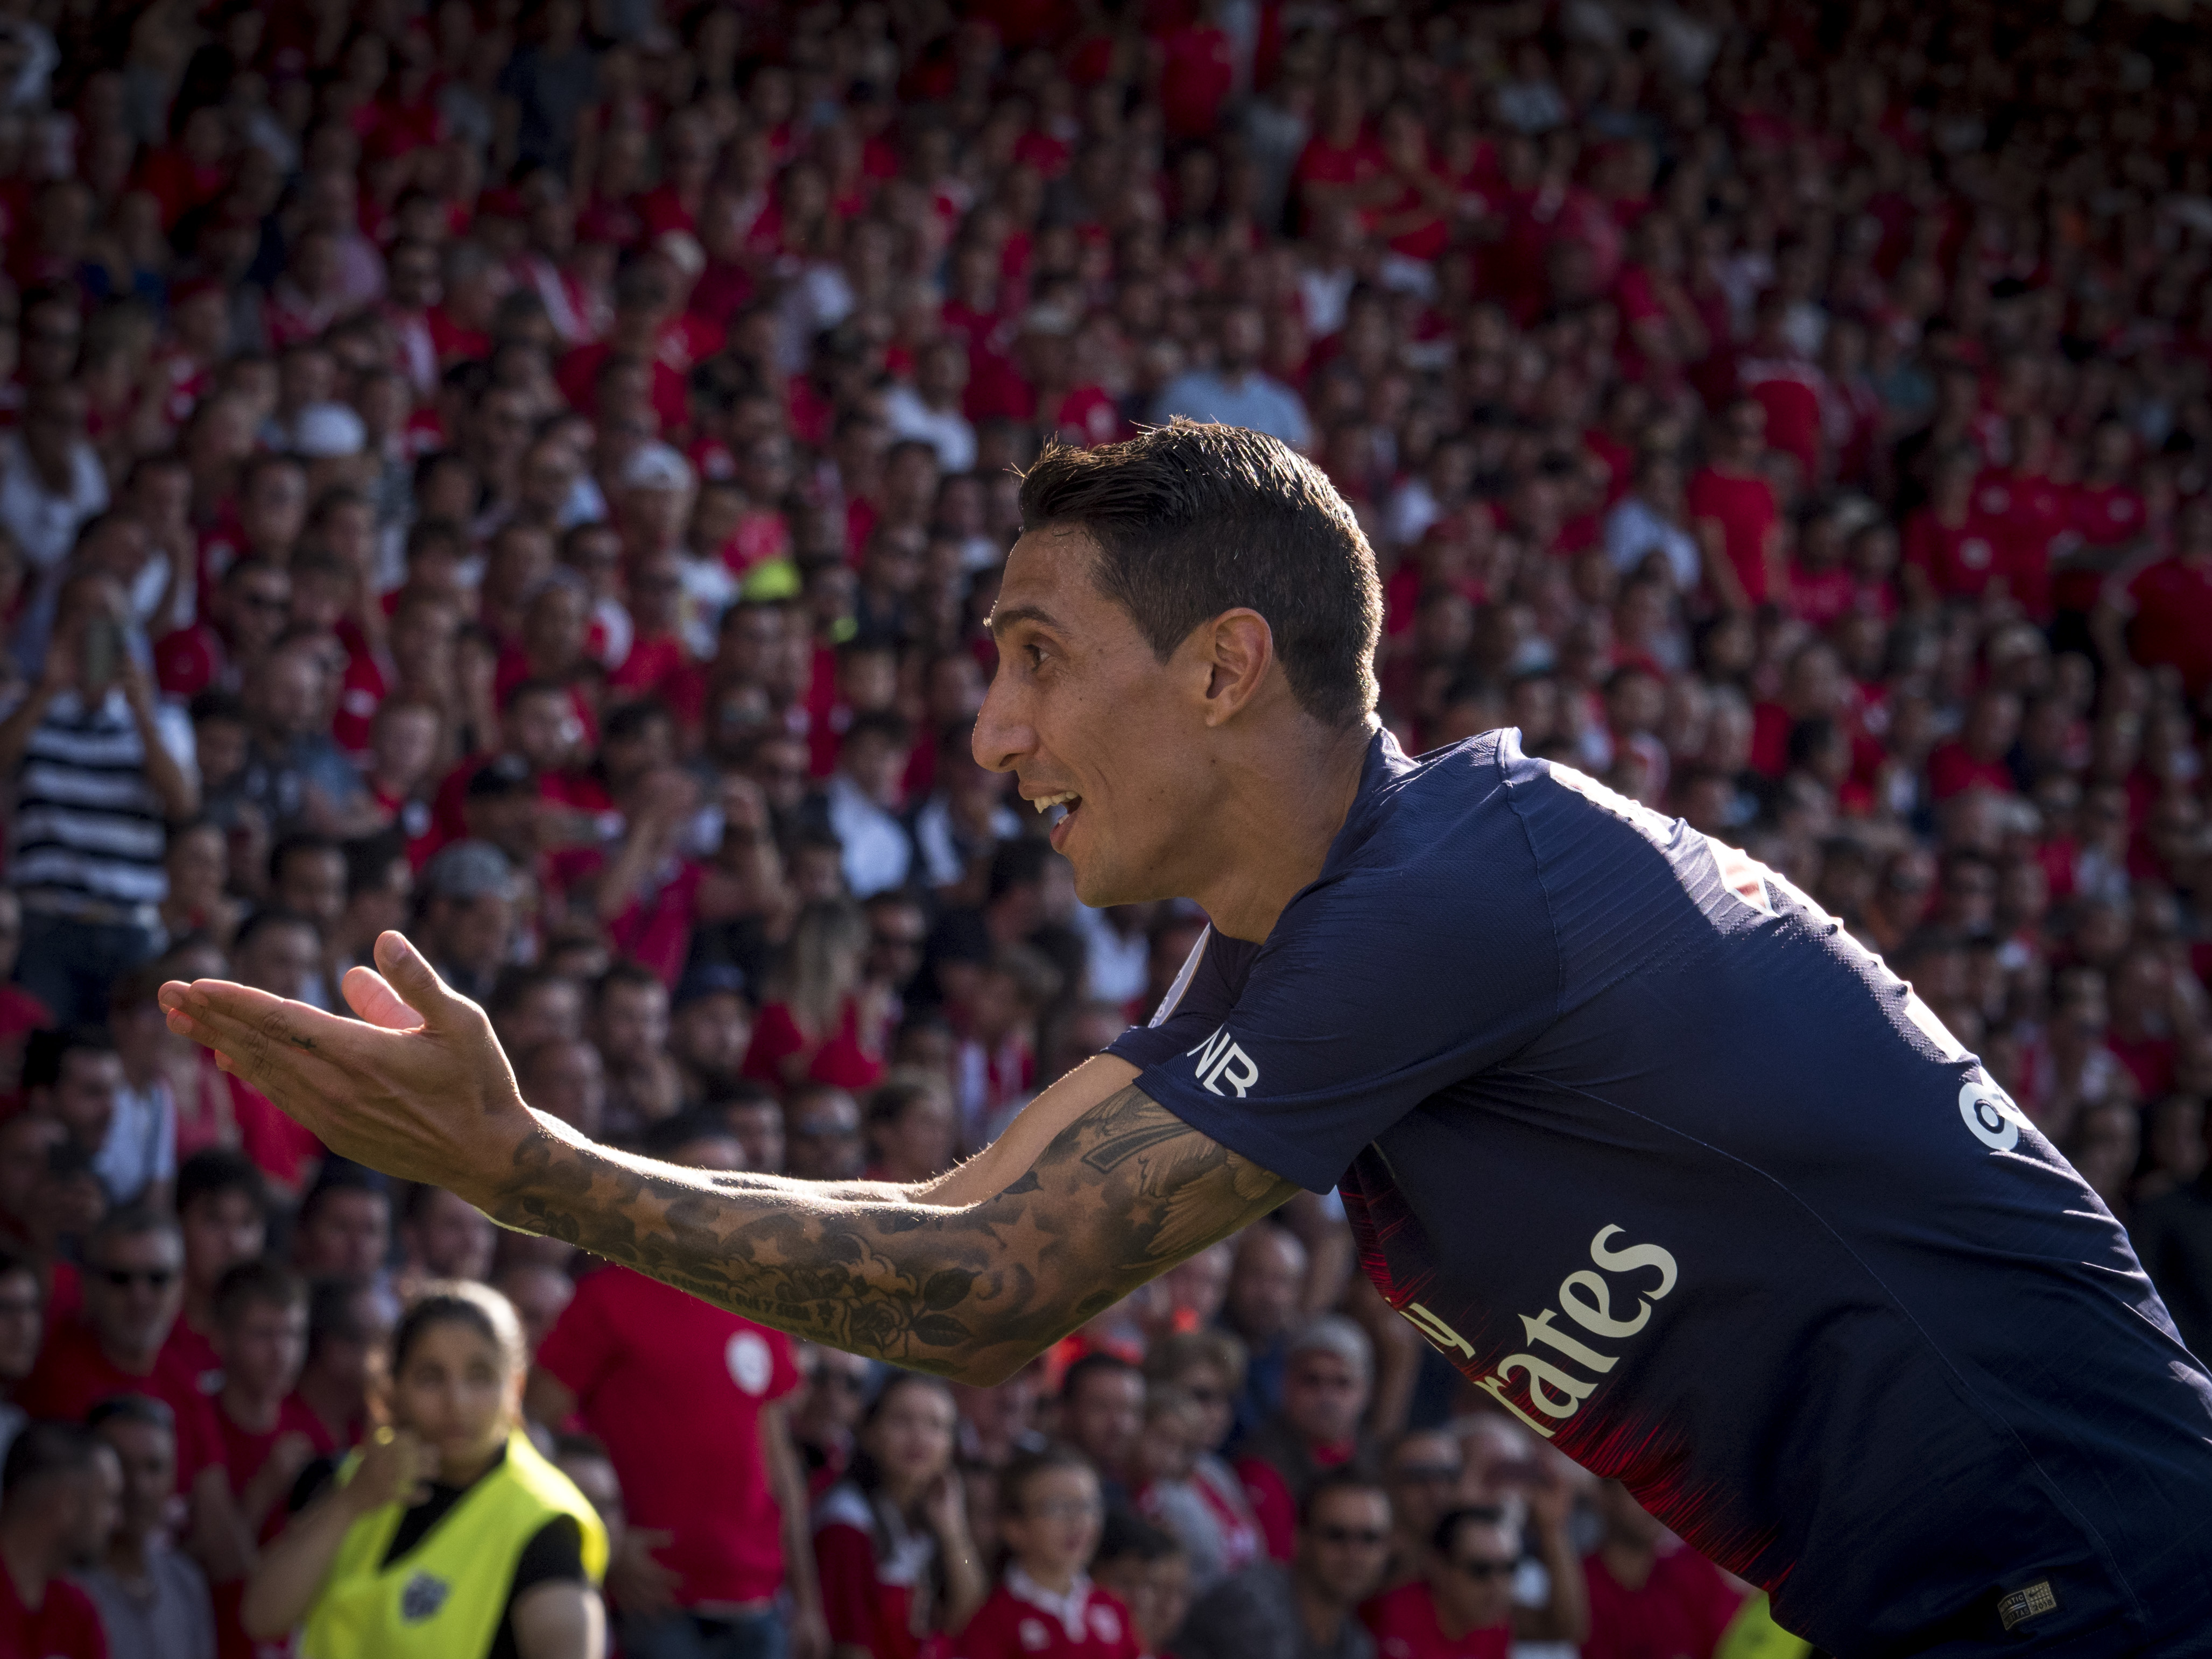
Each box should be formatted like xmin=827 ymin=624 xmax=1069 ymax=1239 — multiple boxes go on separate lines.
xmin=160 ymin=421 xmax=2212 ymax=1656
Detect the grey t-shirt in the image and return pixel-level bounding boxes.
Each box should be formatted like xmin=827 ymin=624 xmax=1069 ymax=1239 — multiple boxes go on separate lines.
xmin=76 ymin=1544 xmax=215 ymax=1659
xmin=1175 ymin=1563 xmax=1373 ymax=1659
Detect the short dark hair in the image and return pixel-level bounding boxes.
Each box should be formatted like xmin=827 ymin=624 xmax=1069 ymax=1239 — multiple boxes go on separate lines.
xmin=1017 ymin=421 xmax=1380 ymax=728
xmin=177 ymin=1147 xmax=270 ymax=1222
xmin=1433 ymin=1503 xmax=1518 ymax=1559
xmin=1097 ymin=1508 xmax=1185 ymax=1566
xmin=640 ymin=1109 xmax=743 ymax=1161
xmin=22 ymin=1025 xmax=116 ymax=1092
xmin=213 ymin=1259 xmax=306 ymax=1326
xmin=299 ymin=1164 xmax=390 ymax=1230
xmin=235 ymin=906 xmax=320 ymax=954
xmin=306 ymin=1273 xmax=376 ymax=1358
xmin=999 ymin=1443 xmax=1097 ymax=1516
xmin=2 ymin=1422 xmax=102 ymax=1499
xmin=88 ymin=1392 xmax=175 ymax=1437
xmin=1299 ymin=1467 xmax=1389 ymax=1529
xmin=270 ymin=831 xmax=342 ymax=885
xmin=1061 ymin=1352 xmax=1141 ymax=1403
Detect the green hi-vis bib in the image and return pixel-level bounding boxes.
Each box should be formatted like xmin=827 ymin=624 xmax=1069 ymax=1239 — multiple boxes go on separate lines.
xmin=301 ymin=1430 xmax=608 ymax=1658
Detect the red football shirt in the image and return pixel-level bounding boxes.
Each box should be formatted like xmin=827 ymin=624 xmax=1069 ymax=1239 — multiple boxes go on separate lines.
xmin=1925 ymin=740 xmax=2017 ymax=802
xmin=816 ymin=1485 xmax=941 ymax=1659
xmin=219 ymin=1392 xmax=340 ymax=1543
xmin=954 ymin=1578 xmax=1140 ymax=1659
xmin=1686 ymin=468 xmax=1779 ymax=605
xmin=1235 ymin=1438 xmax=1355 ymax=1563
xmin=2126 ymin=556 xmax=2212 ymax=697
xmin=538 ymin=1266 xmax=799 ymax=1606
xmin=159 ymin=1317 xmax=224 ymax=1399
xmin=1361 ymin=1580 xmax=1511 ymax=1659
xmin=1901 ymin=508 xmax=2009 ymax=601
xmin=1580 ymin=1545 xmax=1743 ymax=1659
xmin=20 ymin=1318 xmax=228 ymax=1492
xmin=0 ymin=1562 xmax=106 ymax=1658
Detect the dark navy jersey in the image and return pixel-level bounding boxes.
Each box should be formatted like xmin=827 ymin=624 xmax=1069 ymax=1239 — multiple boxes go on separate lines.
xmin=1109 ymin=729 xmax=2212 ymax=1655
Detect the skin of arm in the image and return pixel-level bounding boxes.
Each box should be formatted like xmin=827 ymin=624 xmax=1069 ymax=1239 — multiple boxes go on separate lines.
xmin=120 ymin=655 xmax=200 ymax=820
xmin=1693 ymin=517 xmax=1751 ymax=613
xmin=160 ymin=933 xmax=1300 ymax=1387
xmin=511 ymin=1579 xmax=606 ymax=1659
xmin=1512 ymin=1489 xmax=1591 ymax=1645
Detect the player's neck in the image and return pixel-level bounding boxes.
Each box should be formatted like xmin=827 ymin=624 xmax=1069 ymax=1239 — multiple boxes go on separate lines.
xmin=1195 ymin=718 xmax=1374 ymax=944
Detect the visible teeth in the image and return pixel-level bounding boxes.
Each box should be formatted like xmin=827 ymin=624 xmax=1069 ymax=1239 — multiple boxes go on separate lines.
xmin=1032 ymin=792 xmax=1079 ymax=813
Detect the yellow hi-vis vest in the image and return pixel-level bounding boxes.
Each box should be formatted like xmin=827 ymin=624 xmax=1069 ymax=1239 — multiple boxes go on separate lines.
xmin=301 ymin=1429 xmax=608 ymax=1659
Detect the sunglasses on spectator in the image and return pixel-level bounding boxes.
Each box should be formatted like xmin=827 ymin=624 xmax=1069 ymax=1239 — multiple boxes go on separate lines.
xmin=1181 ymin=1386 xmax=1226 ymax=1406
xmin=1449 ymin=1557 xmax=1518 ymax=1582
xmin=1312 ymin=1524 xmax=1387 ymax=1547
xmin=94 ymin=1266 xmax=176 ymax=1290
xmin=808 ymin=1369 xmax=868 ymax=1393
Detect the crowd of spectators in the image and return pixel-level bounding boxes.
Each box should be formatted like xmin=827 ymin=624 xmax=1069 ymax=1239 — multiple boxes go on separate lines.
xmin=0 ymin=0 xmax=2206 ymax=1653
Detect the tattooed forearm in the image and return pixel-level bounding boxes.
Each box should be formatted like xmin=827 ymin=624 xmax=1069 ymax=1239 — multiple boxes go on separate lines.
xmin=487 ymin=1084 xmax=1296 ymax=1382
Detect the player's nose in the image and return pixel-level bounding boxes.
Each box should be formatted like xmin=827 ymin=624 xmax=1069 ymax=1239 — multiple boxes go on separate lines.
xmin=971 ymin=674 xmax=1031 ymax=774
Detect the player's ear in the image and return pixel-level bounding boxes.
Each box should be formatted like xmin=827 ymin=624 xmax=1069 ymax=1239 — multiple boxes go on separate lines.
xmin=1197 ymin=609 xmax=1276 ymax=726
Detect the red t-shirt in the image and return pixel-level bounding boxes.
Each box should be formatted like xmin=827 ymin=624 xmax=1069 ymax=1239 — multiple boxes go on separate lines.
xmin=1739 ymin=364 xmax=1824 ymax=483
xmin=606 ymin=859 xmax=706 ymax=987
xmin=159 ymin=1317 xmax=224 ymax=1399
xmin=815 ymin=1484 xmax=945 ymax=1659
xmin=1361 ymin=1580 xmax=1511 ymax=1659
xmin=1924 ymin=741 xmax=2016 ymax=802
xmin=743 ymin=998 xmax=886 ymax=1092
xmin=954 ymin=1580 xmax=1140 ymax=1659
xmin=1685 ymin=468 xmax=1779 ymax=605
xmin=1579 ymin=1545 xmax=1743 ymax=1659
xmin=219 ymin=1392 xmax=340 ymax=1544
xmin=20 ymin=1318 xmax=228 ymax=1493
xmin=537 ymin=1266 xmax=799 ymax=1607
xmin=1235 ymin=1439 xmax=1354 ymax=1563
xmin=1901 ymin=507 xmax=2009 ymax=601
xmin=1159 ymin=24 xmax=1236 ymax=142
xmin=0 ymin=1562 xmax=106 ymax=1658
xmin=2126 ymin=556 xmax=2212 ymax=697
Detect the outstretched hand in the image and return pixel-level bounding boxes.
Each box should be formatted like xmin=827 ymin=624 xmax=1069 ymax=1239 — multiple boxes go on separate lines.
xmin=158 ymin=930 xmax=544 ymax=1206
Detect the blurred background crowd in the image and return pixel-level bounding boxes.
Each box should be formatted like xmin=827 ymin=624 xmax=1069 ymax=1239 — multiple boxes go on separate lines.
xmin=0 ymin=0 xmax=2205 ymax=1652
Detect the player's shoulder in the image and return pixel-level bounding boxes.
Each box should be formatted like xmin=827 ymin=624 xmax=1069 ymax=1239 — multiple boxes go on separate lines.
xmin=1327 ymin=728 xmax=1531 ymax=871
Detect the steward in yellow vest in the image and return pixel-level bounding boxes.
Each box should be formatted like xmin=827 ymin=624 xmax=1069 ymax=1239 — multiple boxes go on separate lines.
xmin=244 ymin=1282 xmax=610 ymax=1659
xmin=302 ymin=1428 xmax=608 ymax=1657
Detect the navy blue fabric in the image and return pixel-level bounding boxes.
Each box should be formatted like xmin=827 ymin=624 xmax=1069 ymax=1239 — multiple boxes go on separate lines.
xmin=1109 ymin=728 xmax=2212 ymax=1657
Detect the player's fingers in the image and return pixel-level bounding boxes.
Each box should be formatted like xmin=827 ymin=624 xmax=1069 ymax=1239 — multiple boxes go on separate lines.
xmin=342 ymin=964 xmax=421 ymax=1032
xmin=161 ymin=982 xmax=337 ymax=1098
xmin=374 ymin=931 xmax=467 ymax=1029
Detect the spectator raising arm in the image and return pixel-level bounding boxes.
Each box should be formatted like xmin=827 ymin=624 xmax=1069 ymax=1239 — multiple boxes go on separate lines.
xmin=162 ymin=932 xmax=1299 ymax=1385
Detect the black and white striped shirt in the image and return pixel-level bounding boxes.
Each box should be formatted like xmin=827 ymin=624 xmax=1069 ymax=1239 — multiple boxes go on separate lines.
xmin=6 ymin=687 xmax=196 ymax=919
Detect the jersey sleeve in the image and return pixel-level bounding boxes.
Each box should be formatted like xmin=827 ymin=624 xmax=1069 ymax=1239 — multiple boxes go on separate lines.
xmin=536 ymin=1273 xmax=621 ymax=1404
xmin=1115 ymin=820 xmax=1561 ymax=1194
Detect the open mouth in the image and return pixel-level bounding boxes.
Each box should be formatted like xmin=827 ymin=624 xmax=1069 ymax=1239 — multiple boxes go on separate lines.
xmin=1032 ymin=791 xmax=1082 ymax=846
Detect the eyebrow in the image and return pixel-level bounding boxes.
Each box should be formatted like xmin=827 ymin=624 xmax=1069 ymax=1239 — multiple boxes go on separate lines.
xmin=986 ymin=604 xmax=1064 ymax=641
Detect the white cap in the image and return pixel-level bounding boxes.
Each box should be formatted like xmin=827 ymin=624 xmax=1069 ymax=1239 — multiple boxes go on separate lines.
xmin=619 ymin=441 xmax=695 ymax=494
xmin=293 ymin=402 xmax=366 ymax=458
